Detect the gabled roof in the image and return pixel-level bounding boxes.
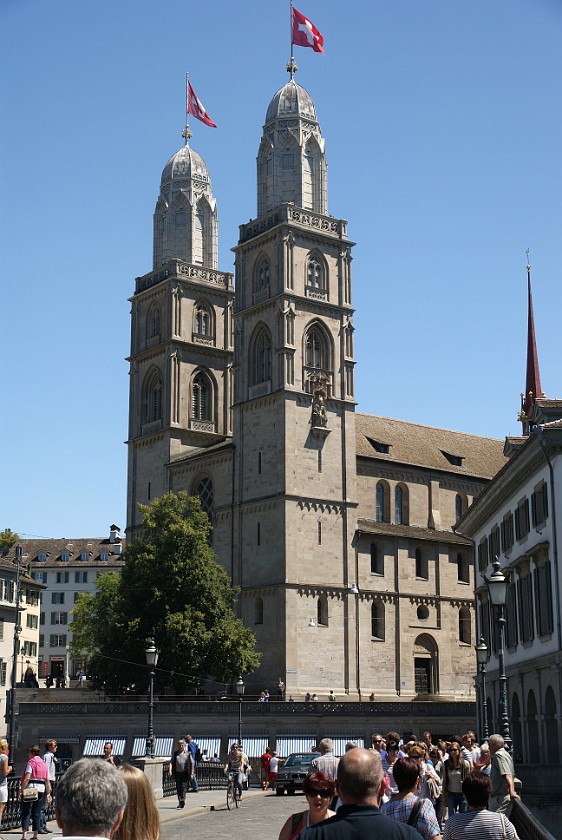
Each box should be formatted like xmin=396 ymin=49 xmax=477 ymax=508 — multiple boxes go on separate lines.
xmin=355 ymin=413 xmax=507 ymax=480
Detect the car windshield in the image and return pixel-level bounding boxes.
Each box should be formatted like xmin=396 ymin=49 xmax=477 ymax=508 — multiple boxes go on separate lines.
xmin=284 ymin=753 xmax=317 ymax=766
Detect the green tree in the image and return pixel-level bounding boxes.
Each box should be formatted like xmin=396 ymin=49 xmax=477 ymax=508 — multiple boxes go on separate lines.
xmin=0 ymin=529 xmax=20 ymax=555
xmin=70 ymin=492 xmax=260 ymax=692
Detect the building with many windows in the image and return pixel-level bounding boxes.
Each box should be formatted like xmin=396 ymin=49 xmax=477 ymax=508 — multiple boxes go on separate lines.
xmin=4 ymin=526 xmax=125 ymax=683
xmin=459 ymin=276 xmax=562 ymax=761
xmin=125 ymin=72 xmax=508 ymax=700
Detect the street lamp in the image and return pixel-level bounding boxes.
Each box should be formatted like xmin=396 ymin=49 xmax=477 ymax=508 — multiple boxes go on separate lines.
xmin=7 ymin=545 xmax=26 ymax=758
xmin=144 ymin=639 xmax=159 ymax=759
xmin=475 ymin=636 xmax=489 ymax=741
xmin=486 ymin=558 xmax=512 ymax=752
xmin=236 ymin=675 xmax=245 ymax=747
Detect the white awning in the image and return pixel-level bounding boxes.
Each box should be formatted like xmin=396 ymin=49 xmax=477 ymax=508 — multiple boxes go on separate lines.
xmin=131 ymin=736 xmax=174 ymax=758
xmin=193 ymin=736 xmax=221 ymax=758
xmin=228 ymin=735 xmax=269 ymax=759
xmin=83 ymin=737 xmax=126 ymax=757
xmin=331 ymin=736 xmax=365 ymax=755
xmin=275 ymin=736 xmax=316 ymax=757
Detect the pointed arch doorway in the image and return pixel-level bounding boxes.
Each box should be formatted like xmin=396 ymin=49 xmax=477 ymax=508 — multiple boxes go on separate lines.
xmin=413 ymin=634 xmax=439 ymax=696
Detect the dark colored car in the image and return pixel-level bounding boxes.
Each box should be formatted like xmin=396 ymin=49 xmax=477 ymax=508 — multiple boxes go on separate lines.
xmin=275 ymin=752 xmax=318 ymax=795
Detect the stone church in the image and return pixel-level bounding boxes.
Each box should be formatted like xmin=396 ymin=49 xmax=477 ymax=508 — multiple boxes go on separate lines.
xmin=126 ymin=73 xmax=507 ymax=700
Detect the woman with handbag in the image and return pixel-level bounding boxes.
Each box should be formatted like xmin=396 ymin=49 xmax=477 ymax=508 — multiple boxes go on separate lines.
xmin=20 ymin=745 xmax=51 ymax=840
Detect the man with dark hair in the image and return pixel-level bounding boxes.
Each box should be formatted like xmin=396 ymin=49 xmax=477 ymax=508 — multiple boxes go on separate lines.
xmin=55 ymin=758 xmax=127 ymax=838
xmin=300 ymin=749 xmax=420 ymax=840
xmin=443 ymin=770 xmax=517 ymax=839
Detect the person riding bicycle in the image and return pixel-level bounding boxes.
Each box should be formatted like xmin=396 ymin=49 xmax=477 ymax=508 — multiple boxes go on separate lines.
xmin=224 ymin=743 xmax=250 ymax=800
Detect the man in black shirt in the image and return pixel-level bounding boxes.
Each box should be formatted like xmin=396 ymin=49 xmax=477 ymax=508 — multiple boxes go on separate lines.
xmin=300 ymin=749 xmax=420 ymax=840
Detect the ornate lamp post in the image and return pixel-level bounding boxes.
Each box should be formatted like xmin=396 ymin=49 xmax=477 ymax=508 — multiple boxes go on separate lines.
xmin=7 ymin=545 xmax=26 ymax=758
xmin=144 ymin=639 xmax=159 ymax=758
xmin=236 ymin=675 xmax=245 ymax=747
xmin=486 ymin=559 xmax=512 ymax=752
xmin=475 ymin=636 xmax=489 ymax=741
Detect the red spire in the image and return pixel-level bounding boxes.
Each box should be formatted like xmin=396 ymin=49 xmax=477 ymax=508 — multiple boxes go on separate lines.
xmin=521 ymin=257 xmax=543 ymax=427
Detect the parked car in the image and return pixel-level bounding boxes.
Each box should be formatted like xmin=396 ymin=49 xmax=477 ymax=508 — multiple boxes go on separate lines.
xmin=275 ymin=752 xmax=318 ymax=795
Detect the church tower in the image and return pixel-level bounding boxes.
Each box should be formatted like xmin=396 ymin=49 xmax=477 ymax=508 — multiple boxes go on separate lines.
xmin=231 ymin=71 xmax=359 ymax=694
xmin=126 ymin=125 xmax=234 ymax=535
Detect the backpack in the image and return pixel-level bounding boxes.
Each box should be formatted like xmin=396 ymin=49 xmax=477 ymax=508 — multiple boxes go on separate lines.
xmin=194 ymin=744 xmax=202 ymax=763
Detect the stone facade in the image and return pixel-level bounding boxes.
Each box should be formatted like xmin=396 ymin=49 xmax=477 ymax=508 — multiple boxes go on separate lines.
xmin=126 ymin=77 xmax=508 ymax=702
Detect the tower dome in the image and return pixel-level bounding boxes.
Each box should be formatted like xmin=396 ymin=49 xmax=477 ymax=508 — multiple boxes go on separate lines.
xmin=265 ymin=80 xmax=317 ymax=124
xmin=160 ymin=145 xmax=212 ymax=189
xmin=257 ymin=79 xmax=326 ymax=216
xmin=153 ymin=141 xmax=218 ymax=271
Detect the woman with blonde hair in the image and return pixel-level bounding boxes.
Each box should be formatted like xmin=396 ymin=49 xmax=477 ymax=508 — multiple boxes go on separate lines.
xmin=113 ymin=764 xmax=160 ymax=840
xmin=0 ymin=738 xmax=12 ymax=827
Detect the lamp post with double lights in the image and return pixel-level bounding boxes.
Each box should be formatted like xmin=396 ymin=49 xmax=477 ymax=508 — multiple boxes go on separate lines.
xmin=144 ymin=639 xmax=159 ymax=758
xmin=486 ymin=559 xmax=512 ymax=752
xmin=236 ymin=675 xmax=245 ymax=747
xmin=475 ymin=636 xmax=489 ymax=741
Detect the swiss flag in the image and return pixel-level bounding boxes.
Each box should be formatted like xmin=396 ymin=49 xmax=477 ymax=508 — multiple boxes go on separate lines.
xmin=187 ymin=81 xmax=217 ymax=128
xmin=292 ymin=7 xmax=325 ymax=54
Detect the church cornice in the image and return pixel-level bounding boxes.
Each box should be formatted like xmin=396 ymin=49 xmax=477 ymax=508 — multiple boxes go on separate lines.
xmin=134 ymin=260 xmax=234 ymax=296
xmin=235 ymin=203 xmax=353 ymax=247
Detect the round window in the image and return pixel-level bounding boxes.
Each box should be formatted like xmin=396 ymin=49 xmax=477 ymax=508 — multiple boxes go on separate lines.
xmin=417 ymin=605 xmax=429 ymax=621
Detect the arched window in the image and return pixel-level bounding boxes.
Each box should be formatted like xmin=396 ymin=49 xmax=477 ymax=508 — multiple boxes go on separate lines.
xmin=147 ymin=304 xmax=160 ymax=339
xmin=252 ymin=327 xmax=272 ymax=385
xmin=193 ymin=476 xmax=214 ymax=518
xmin=455 ymin=494 xmax=464 ymax=522
xmin=415 ymin=548 xmax=428 ymax=580
xmin=376 ymin=482 xmax=389 ymax=523
xmin=254 ymin=257 xmax=270 ymax=293
xmin=457 ymin=552 xmax=470 ymax=583
xmin=191 ymin=372 xmax=211 ymax=421
xmin=143 ymin=369 xmax=163 ymax=424
xmin=194 ymin=303 xmax=211 ymax=337
xmin=371 ymin=602 xmax=385 ymax=641
xmin=395 ymin=486 xmax=403 ymax=525
xmin=305 ymin=325 xmax=328 ymax=371
xmin=317 ymin=596 xmax=328 ymax=627
xmin=459 ymin=607 xmax=471 ymax=644
xmin=306 ymin=254 xmax=325 ymax=290
xmin=254 ymin=597 xmax=264 ymax=625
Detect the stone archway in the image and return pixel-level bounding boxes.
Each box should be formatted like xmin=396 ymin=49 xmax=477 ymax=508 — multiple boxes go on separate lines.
xmin=544 ymin=686 xmax=559 ymax=764
xmin=527 ymin=689 xmax=539 ymax=763
xmin=413 ymin=634 xmax=439 ymax=696
xmin=511 ymin=692 xmax=523 ymax=762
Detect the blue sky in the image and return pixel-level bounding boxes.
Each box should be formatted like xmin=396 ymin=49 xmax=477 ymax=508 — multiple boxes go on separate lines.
xmin=1 ymin=0 xmax=561 ymax=539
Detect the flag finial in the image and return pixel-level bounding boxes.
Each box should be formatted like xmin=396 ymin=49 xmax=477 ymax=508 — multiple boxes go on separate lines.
xmin=286 ymin=56 xmax=299 ymax=78
xmin=183 ymin=73 xmax=192 ymax=145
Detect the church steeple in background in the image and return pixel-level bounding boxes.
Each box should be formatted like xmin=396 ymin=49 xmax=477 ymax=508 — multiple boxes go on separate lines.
xmin=519 ymin=253 xmax=544 ymax=434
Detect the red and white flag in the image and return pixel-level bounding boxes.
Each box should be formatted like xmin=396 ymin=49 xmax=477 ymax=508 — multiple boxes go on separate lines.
xmin=292 ymin=7 xmax=325 ymax=54
xmin=187 ymin=81 xmax=217 ymax=128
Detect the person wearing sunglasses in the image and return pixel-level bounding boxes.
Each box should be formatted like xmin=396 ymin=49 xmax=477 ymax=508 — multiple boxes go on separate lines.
xmin=441 ymin=742 xmax=470 ymax=820
xmin=278 ymin=771 xmax=336 ymax=840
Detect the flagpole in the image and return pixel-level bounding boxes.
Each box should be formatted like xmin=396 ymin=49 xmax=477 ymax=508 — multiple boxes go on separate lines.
xmin=182 ymin=72 xmax=192 ymax=144
xmin=287 ymin=0 xmax=298 ymax=79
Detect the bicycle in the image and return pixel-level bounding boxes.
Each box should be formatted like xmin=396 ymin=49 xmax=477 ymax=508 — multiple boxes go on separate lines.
xmin=226 ymin=771 xmax=242 ymax=810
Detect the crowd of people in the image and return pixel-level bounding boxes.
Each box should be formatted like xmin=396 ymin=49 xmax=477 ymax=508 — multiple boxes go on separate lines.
xmin=273 ymin=730 xmax=520 ymax=840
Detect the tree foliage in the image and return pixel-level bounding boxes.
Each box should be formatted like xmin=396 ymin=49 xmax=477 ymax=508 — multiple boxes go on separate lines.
xmin=0 ymin=529 xmax=20 ymax=555
xmin=70 ymin=492 xmax=260 ymax=693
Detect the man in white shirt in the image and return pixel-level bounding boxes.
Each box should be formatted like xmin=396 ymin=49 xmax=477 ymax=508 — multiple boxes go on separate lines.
xmin=54 ymin=759 xmax=127 ymax=838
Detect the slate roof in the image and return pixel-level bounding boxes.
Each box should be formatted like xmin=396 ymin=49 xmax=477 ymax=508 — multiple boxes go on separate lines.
xmin=355 ymin=413 xmax=507 ymax=480
xmin=356 ymin=519 xmax=472 ymax=547
xmin=2 ymin=537 xmax=125 ymax=567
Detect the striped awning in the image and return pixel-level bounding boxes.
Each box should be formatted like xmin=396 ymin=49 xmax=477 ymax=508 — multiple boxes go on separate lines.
xmin=331 ymin=736 xmax=365 ymax=755
xmin=275 ymin=736 xmax=316 ymax=757
xmin=131 ymin=736 xmax=174 ymax=758
xmin=83 ymin=737 xmax=126 ymax=757
xmin=193 ymin=737 xmax=221 ymax=759
xmin=227 ymin=735 xmax=269 ymax=760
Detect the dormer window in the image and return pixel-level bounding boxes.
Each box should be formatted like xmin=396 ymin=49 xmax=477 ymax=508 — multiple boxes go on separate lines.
xmin=441 ymin=451 xmax=464 ymax=467
xmin=367 ymin=437 xmax=390 ymax=455
xmin=60 ymin=551 xmax=70 ymax=563
xmin=81 ymin=550 xmax=91 ymax=562
xmin=37 ymin=551 xmax=47 ymax=563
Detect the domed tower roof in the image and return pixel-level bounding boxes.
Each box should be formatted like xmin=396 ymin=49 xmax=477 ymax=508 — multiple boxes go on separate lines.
xmin=265 ymin=80 xmax=317 ymax=125
xmin=160 ymin=144 xmax=212 ymax=189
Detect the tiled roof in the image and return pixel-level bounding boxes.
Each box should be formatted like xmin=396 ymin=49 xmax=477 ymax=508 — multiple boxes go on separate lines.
xmin=356 ymin=519 xmax=472 ymax=546
xmin=169 ymin=439 xmax=233 ymax=465
xmin=355 ymin=413 xmax=507 ymax=479
xmin=2 ymin=537 xmax=125 ymax=567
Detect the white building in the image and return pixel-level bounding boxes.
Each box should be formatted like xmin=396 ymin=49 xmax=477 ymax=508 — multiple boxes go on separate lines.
xmin=5 ymin=526 xmax=125 ymax=682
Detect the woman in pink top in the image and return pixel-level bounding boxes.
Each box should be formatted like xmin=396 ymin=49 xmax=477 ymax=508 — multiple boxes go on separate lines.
xmin=20 ymin=745 xmax=51 ymax=840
